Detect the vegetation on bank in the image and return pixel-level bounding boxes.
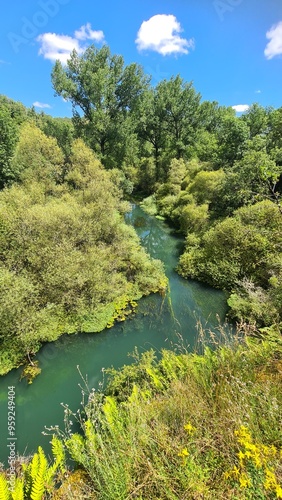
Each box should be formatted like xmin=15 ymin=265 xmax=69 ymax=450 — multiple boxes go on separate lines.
xmin=1 ymin=46 xmax=281 ymax=335
xmin=1 ymin=330 xmax=282 ymax=499
xmin=0 ymin=43 xmax=281 ymax=497
xmin=0 ymin=122 xmax=167 ymax=376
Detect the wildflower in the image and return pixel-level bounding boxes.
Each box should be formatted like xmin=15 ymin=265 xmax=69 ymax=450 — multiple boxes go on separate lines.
xmin=239 ymin=474 xmax=251 ymax=488
xmin=252 ymin=452 xmax=262 ymax=468
xmin=223 ymin=471 xmax=231 ymax=480
xmin=178 ymin=448 xmax=189 ymax=458
xmin=238 ymin=450 xmax=245 ymax=463
xmin=184 ymin=422 xmax=196 ymax=434
xmin=264 ymin=468 xmax=277 ymax=490
xmin=276 ymin=485 xmax=282 ymax=498
xmin=232 ymin=466 xmax=240 ymax=479
xmin=244 ymin=442 xmax=257 ymax=453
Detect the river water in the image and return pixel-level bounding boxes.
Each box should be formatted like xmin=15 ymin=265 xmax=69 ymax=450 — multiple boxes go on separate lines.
xmin=0 ymin=204 xmax=229 ymax=465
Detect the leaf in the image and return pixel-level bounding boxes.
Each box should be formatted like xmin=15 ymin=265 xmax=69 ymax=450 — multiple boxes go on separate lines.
xmin=0 ymin=474 xmax=10 ymax=500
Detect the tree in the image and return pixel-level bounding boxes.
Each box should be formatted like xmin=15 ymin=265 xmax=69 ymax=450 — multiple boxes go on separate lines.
xmin=215 ymin=144 xmax=281 ymax=215
xmin=36 ymin=114 xmax=74 ymax=159
xmin=11 ymin=123 xmax=64 ymax=187
xmin=216 ymin=114 xmax=250 ymax=166
xmin=188 ymin=169 xmax=225 ymax=205
xmin=135 ymin=87 xmax=169 ymax=182
xmin=0 ymin=105 xmax=19 ymax=187
xmin=267 ymin=107 xmax=282 ymax=166
xmin=241 ymin=103 xmax=269 ymax=139
xmin=156 ymin=76 xmax=201 ymax=161
xmin=52 ymin=45 xmax=149 ymax=168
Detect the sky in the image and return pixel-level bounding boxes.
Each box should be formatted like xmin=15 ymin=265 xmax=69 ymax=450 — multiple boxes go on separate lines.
xmin=0 ymin=0 xmax=282 ymax=117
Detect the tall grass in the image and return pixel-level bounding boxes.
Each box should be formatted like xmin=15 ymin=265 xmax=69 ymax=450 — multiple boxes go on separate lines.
xmin=1 ymin=325 xmax=281 ymax=498
xmin=51 ymin=325 xmax=282 ymax=499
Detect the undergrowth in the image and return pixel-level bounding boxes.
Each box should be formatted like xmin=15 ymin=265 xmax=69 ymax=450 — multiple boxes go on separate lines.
xmin=1 ymin=326 xmax=282 ymax=499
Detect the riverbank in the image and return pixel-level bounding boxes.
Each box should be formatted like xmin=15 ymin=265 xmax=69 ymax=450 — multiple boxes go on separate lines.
xmin=0 ymin=204 xmax=229 ymax=466
xmin=1 ymin=328 xmax=282 ymax=499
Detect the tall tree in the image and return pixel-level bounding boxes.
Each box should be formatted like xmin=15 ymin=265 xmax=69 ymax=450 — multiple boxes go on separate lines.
xmin=52 ymin=45 xmax=149 ymax=168
xmin=0 ymin=105 xmax=19 ymax=187
xmin=156 ymin=76 xmax=201 ymax=161
xmin=216 ymin=114 xmax=250 ymax=166
xmin=241 ymin=103 xmax=269 ymax=139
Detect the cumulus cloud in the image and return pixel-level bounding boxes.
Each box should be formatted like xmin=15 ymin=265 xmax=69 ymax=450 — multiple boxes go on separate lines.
xmin=232 ymin=104 xmax=250 ymax=113
xmin=74 ymin=23 xmax=104 ymax=42
xmin=136 ymin=14 xmax=194 ymax=56
xmin=33 ymin=101 xmax=51 ymax=109
xmin=37 ymin=23 xmax=105 ymax=64
xmin=37 ymin=33 xmax=82 ymax=64
xmin=264 ymin=21 xmax=282 ymax=59
xmin=255 ymin=90 xmax=262 ymax=94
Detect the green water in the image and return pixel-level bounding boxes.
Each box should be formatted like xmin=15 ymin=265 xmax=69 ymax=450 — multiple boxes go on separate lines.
xmin=0 ymin=204 xmax=229 ymax=465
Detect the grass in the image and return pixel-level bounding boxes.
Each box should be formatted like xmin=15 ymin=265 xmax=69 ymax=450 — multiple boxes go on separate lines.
xmin=55 ymin=326 xmax=282 ymax=499
xmin=1 ymin=325 xmax=282 ymax=499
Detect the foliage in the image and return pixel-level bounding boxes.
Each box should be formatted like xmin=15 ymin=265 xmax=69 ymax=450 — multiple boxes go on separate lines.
xmin=52 ymin=45 xmax=149 ymax=169
xmin=0 ymin=105 xmax=19 ymax=187
xmin=0 ymin=129 xmax=167 ymax=375
xmin=178 ymin=200 xmax=281 ymax=325
xmin=224 ymin=425 xmax=282 ymax=498
xmin=0 ymin=436 xmax=66 ymax=500
xmin=38 ymin=331 xmax=282 ymax=499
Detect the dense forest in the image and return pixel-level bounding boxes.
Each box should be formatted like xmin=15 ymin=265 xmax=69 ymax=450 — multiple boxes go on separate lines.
xmin=0 ymin=44 xmax=281 ymax=498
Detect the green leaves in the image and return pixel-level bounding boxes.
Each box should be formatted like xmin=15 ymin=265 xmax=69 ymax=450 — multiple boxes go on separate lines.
xmin=0 ymin=474 xmax=10 ymax=500
xmin=52 ymin=45 xmax=148 ymax=170
xmin=0 ymin=129 xmax=167 ymax=375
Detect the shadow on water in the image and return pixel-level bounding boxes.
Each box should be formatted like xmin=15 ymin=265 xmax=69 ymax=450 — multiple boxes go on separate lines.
xmin=0 ymin=204 xmax=231 ymax=464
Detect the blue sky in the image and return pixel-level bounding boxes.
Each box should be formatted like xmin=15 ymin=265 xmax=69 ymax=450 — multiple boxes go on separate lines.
xmin=1 ymin=0 xmax=281 ymax=117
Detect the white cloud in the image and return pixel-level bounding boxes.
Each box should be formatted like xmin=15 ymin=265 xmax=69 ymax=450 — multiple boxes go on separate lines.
xmin=232 ymin=104 xmax=250 ymax=113
xmin=37 ymin=24 xmax=105 ymax=64
xmin=255 ymin=90 xmax=262 ymax=94
xmin=37 ymin=33 xmax=82 ymax=64
xmin=33 ymin=101 xmax=51 ymax=109
xmin=264 ymin=21 xmax=282 ymax=59
xmin=136 ymin=14 xmax=194 ymax=56
xmin=74 ymin=23 xmax=104 ymax=42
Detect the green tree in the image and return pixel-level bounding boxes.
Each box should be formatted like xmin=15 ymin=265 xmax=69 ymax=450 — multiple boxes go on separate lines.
xmin=215 ymin=145 xmax=281 ymax=215
xmin=11 ymin=123 xmax=64 ymax=187
xmin=216 ymin=114 xmax=250 ymax=166
xmin=36 ymin=114 xmax=74 ymax=159
xmin=156 ymin=76 xmax=201 ymax=161
xmin=52 ymin=45 xmax=149 ymax=168
xmin=0 ymin=105 xmax=19 ymax=187
xmin=135 ymin=88 xmax=168 ymax=183
xmin=241 ymin=103 xmax=269 ymax=139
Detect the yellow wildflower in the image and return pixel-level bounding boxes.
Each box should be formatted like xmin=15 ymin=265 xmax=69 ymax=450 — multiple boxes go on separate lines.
xmin=178 ymin=448 xmax=189 ymax=458
xmin=184 ymin=422 xmax=196 ymax=434
xmin=270 ymin=445 xmax=277 ymax=457
xmin=232 ymin=466 xmax=240 ymax=478
xmin=245 ymin=442 xmax=257 ymax=453
xmin=264 ymin=468 xmax=277 ymax=490
xmin=276 ymin=485 xmax=282 ymax=499
xmin=253 ymin=452 xmax=262 ymax=468
xmin=223 ymin=471 xmax=231 ymax=480
xmin=238 ymin=451 xmax=245 ymax=462
xmin=239 ymin=474 xmax=251 ymax=488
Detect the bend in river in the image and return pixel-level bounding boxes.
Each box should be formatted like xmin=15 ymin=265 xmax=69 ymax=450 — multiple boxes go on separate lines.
xmin=0 ymin=204 xmax=230 ymax=465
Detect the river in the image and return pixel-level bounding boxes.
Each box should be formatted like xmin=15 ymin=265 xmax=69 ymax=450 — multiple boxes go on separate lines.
xmin=0 ymin=204 xmax=229 ymax=465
